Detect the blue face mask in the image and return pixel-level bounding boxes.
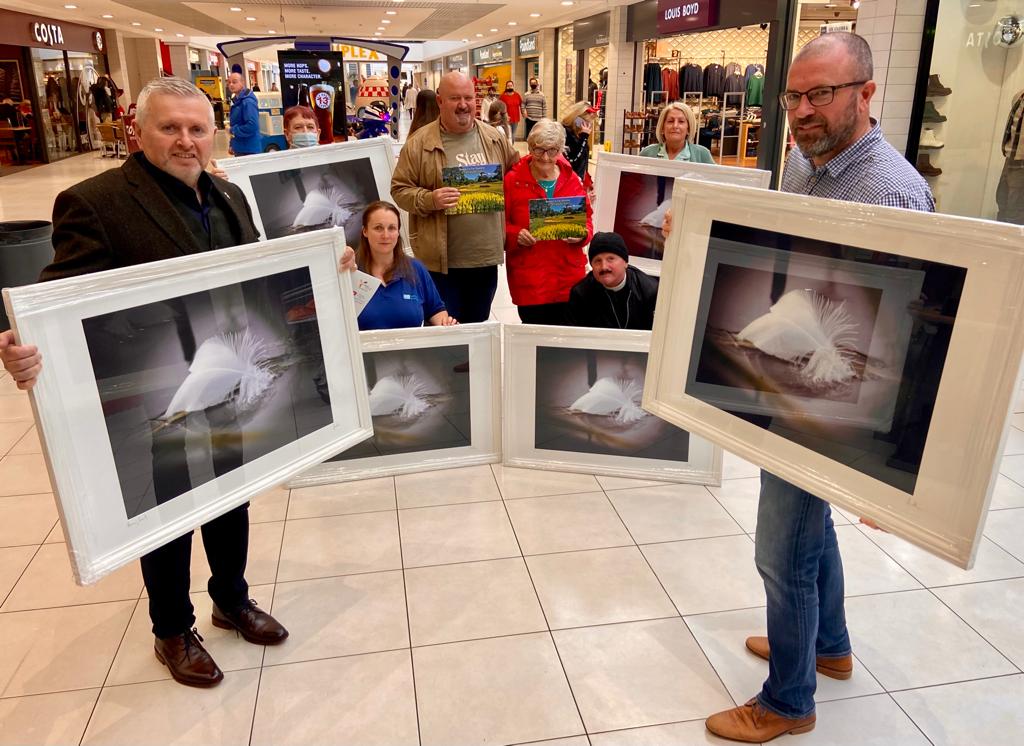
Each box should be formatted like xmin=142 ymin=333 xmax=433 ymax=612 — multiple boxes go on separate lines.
xmin=291 ymin=131 xmax=319 ymax=148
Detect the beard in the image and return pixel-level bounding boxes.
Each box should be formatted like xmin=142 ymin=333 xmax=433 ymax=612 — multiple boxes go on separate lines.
xmin=792 ymin=96 xmax=860 ymax=159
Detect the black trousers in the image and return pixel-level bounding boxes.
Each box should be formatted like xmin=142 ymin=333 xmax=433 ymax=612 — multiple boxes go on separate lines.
xmin=524 ymin=118 xmax=539 ymax=139
xmin=517 ymin=302 xmax=569 ymax=325
xmin=142 ymin=406 xmax=249 ymax=639
xmin=430 ymin=265 xmax=498 ymax=324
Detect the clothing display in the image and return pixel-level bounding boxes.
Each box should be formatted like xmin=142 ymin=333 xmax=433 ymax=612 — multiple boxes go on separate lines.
xmin=744 ymin=63 xmax=765 ymax=85
xmin=643 ymin=62 xmax=663 ymax=101
xmin=661 ymin=67 xmax=680 ymax=102
xmin=724 ymin=73 xmax=746 ymax=95
xmin=681 ymin=63 xmax=703 ymax=95
xmin=724 ymin=62 xmax=742 ymax=78
xmin=746 ymin=71 xmax=765 ymax=107
xmin=702 ymin=63 xmax=726 ymax=99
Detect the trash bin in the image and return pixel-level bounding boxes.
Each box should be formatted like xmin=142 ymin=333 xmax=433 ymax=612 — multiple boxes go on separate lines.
xmin=0 ymin=220 xmax=53 ymax=331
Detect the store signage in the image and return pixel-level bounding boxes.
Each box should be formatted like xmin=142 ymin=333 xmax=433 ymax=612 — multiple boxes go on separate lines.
xmin=472 ymin=40 xmax=512 ymax=65
xmin=93 ymin=30 xmax=104 ymax=52
xmin=572 ymin=12 xmax=610 ymax=50
xmin=518 ymin=33 xmax=538 ymax=56
xmin=32 ymin=21 xmax=65 ymax=46
xmin=337 ymin=43 xmax=383 ymax=61
xmin=446 ymin=52 xmax=467 ymax=69
xmin=657 ymin=0 xmax=719 ymax=35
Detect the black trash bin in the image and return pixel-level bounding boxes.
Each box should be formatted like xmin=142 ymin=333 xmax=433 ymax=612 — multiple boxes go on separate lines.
xmin=0 ymin=220 xmax=53 ymax=331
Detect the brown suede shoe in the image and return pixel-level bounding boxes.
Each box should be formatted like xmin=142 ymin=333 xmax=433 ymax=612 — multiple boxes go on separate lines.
xmin=745 ymin=635 xmax=853 ymax=680
xmin=212 ymin=599 xmax=289 ymax=645
xmin=154 ymin=629 xmax=224 ymax=688
xmin=706 ymin=697 xmax=815 ymax=743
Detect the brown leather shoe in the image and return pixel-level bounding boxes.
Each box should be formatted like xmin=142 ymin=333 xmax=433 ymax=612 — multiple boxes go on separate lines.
xmin=706 ymin=697 xmax=815 ymax=743
xmin=745 ymin=635 xmax=853 ymax=680
xmin=212 ymin=599 xmax=289 ymax=645
xmin=154 ymin=629 xmax=224 ymax=688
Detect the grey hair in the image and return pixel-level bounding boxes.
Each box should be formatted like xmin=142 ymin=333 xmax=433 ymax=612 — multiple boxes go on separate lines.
xmin=136 ymin=77 xmax=214 ymax=127
xmin=527 ymin=118 xmax=566 ymax=152
xmin=656 ymin=102 xmax=697 ymax=145
xmin=794 ymin=32 xmax=873 ymax=81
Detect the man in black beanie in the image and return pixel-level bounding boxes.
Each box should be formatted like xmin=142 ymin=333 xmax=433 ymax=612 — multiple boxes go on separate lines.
xmin=565 ymin=231 xmax=660 ymax=330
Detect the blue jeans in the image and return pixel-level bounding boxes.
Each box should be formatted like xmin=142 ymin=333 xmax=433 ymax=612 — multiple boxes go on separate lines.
xmin=754 ymin=471 xmax=851 ymax=718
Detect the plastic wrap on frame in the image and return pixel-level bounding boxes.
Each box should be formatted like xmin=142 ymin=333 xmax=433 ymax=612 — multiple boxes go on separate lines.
xmin=643 ymin=178 xmax=1024 ymax=569
xmin=286 ymin=321 xmax=502 ymax=487
xmin=502 ymin=324 xmax=723 ymax=484
xmin=2 ymin=228 xmax=373 ymax=584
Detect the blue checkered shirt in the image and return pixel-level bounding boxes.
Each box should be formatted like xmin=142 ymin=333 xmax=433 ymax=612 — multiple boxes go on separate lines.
xmin=781 ymin=121 xmax=935 ymax=212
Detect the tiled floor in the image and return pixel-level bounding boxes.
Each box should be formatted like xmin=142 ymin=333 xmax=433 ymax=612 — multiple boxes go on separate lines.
xmin=2 ymin=153 xmax=1024 ymax=745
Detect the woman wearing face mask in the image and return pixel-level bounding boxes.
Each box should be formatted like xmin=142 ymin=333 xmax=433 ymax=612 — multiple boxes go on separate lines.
xmin=283 ymin=105 xmax=321 ymax=148
xmin=357 ymin=201 xmax=458 ymax=330
xmin=639 ymin=102 xmax=713 ymax=163
xmin=503 ymin=119 xmax=593 ymax=325
xmin=498 ymin=81 xmax=523 ymax=141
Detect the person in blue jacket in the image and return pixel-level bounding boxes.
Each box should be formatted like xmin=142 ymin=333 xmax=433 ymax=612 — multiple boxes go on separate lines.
xmin=357 ymin=201 xmax=458 ymax=330
xmin=227 ymin=72 xmax=260 ymax=156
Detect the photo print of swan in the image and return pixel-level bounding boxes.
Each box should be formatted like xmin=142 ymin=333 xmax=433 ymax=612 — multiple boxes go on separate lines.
xmin=535 ymin=346 xmax=689 ymax=461
xmin=611 ymin=171 xmax=674 ymax=260
xmin=687 ymin=220 xmax=965 ymax=495
xmin=248 ymin=157 xmax=377 ymax=246
xmin=82 ymin=267 xmax=333 ymax=519
xmin=330 ymin=344 xmax=471 ymax=460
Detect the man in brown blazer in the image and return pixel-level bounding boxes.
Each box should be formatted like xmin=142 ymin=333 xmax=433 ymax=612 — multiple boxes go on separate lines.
xmin=0 ymin=77 xmax=337 ymax=687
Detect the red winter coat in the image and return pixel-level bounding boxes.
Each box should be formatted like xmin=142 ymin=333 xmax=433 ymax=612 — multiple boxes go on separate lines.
xmin=504 ymin=155 xmax=593 ymax=307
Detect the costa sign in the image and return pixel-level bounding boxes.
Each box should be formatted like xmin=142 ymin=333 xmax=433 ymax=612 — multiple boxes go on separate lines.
xmin=32 ymin=21 xmax=65 ymax=46
xmin=657 ymin=0 xmax=719 ymax=34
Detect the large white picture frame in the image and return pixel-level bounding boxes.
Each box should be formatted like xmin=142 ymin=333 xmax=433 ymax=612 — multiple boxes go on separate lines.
xmin=289 ymin=322 xmax=501 ymax=486
xmin=593 ymin=151 xmax=771 ymax=276
xmin=3 ymin=229 xmax=373 ymax=585
xmin=644 ymin=179 xmax=1024 ymax=569
xmin=219 ymin=137 xmax=410 ymax=251
xmin=504 ymin=324 xmax=722 ymax=484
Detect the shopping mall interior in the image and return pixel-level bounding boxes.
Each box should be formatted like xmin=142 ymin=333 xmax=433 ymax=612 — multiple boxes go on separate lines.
xmin=1 ymin=0 xmax=1024 ymax=744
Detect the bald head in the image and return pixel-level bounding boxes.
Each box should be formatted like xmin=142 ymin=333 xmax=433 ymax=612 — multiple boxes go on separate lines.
xmin=437 ymin=72 xmax=475 ymax=133
xmin=792 ymin=32 xmax=873 ymax=82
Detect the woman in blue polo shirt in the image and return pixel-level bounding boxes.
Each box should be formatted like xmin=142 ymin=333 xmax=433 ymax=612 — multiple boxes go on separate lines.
xmin=357 ymin=201 xmax=458 ymax=330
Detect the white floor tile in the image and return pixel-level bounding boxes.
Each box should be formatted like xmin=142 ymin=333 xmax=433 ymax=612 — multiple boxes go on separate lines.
xmin=277 ymin=512 xmax=401 ymax=582
xmin=684 ymin=607 xmax=883 ymax=706
xmin=7 ymin=425 xmax=41 ymax=455
xmin=722 ymin=451 xmax=760 ymax=480
xmin=287 ymin=476 xmax=395 ymax=519
xmin=396 ymin=464 xmax=500 ymax=508
xmin=893 ymin=674 xmax=1024 ymax=746
xmin=553 ymin=619 xmax=733 ymax=733
xmin=248 ymin=484 xmax=289 ymax=523
xmin=2 ymin=542 xmax=142 ymax=611
xmin=0 ymin=545 xmax=35 ymax=603
xmin=707 ymin=477 xmax=761 ymax=533
xmin=845 ymin=590 xmax=1016 ymax=690
xmin=983 ymin=507 xmax=1024 ymax=561
xmin=0 ymin=454 xmax=52 ymax=496
xmin=0 ymin=688 xmax=100 ymax=746
xmin=597 ymin=475 xmax=672 ymax=491
xmin=505 ymin=491 xmax=633 ymax=555
xmin=796 ymin=694 xmax=930 ymax=745
xmin=0 ymin=393 xmax=33 ymax=423
xmin=252 ymin=650 xmax=419 ymax=746
xmin=998 ymin=453 xmax=1024 ymax=485
xmin=0 ymin=420 xmax=31 ymax=455
xmin=527 ymin=546 xmax=676 ymax=629
xmin=833 ymin=525 xmax=922 ymax=597
xmin=934 ymin=578 xmax=1024 ymax=669
xmin=414 ymin=633 xmax=584 ymax=746
xmin=1003 ymin=426 xmax=1024 ymax=456
xmin=399 ymin=500 xmax=520 ymax=568
xmin=590 ymin=720 xmax=735 ymax=745
xmin=641 ymin=536 xmax=764 ymax=615
xmin=990 ymin=474 xmax=1024 ymax=510
xmin=608 ymin=484 xmax=743 ymax=544
xmin=491 ymin=463 xmax=600 ymax=499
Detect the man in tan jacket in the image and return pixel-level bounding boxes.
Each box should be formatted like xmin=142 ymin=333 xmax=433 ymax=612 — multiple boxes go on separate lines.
xmin=391 ymin=72 xmax=519 ymax=322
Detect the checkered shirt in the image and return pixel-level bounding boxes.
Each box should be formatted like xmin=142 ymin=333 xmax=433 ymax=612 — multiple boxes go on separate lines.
xmin=781 ymin=121 xmax=935 ymax=212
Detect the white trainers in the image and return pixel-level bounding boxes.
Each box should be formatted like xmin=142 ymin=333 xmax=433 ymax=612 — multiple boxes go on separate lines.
xmin=920 ymin=128 xmax=945 ymax=149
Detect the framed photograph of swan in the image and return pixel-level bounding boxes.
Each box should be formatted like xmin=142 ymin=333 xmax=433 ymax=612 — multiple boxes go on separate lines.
xmin=288 ymin=322 xmax=501 ymax=486
xmin=503 ymin=325 xmax=722 ymax=483
xmin=644 ymin=179 xmax=1024 ymax=569
xmin=2 ymin=228 xmax=372 ymax=584
xmin=592 ymin=151 xmax=771 ymax=276
xmin=218 ymin=137 xmax=409 ymax=250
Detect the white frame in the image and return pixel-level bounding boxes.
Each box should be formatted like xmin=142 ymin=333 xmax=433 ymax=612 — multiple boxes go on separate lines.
xmin=3 ymin=229 xmax=373 ymax=585
xmin=289 ymin=322 xmax=501 ymax=486
xmin=504 ymin=324 xmax=722 ymax=484
xmin=219 ymin=136 xmax=410 ymax=250
xmin=593 ymin=151 xmax=771 ymax=276
xmin=644 ymin=179 xmax=1024 ymax=569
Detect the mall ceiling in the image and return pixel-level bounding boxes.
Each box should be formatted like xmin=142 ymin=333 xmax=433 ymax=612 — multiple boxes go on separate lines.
xmin=2 ymin=0 xmax=618 ymax=44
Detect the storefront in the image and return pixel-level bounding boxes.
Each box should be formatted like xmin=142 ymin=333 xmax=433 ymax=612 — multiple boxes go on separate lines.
xmin=425 ymin=59 xmax=443 ymax=90
xmin=0 ymin=8 xmax=112 ymax=166
xmin=517 ymin=33 xmax=541 ymax=91
xmin=444 ymin=52 xmax=468 ymax=74
xmin=557 ymin=12 xmax=610 ymax=141
xmin=625 ymin=0 xmax=791 ymax=173
xmin=906 ymin=0 xmax=1020 ymax=223
xmin=472 ymin=40 xmax=512 ymax=92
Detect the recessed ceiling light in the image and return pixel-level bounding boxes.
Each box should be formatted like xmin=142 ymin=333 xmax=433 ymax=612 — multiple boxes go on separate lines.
xmin=63 ymin=4 xmax=76 ymax=9
xmin=229 ymin=6 xmax=242 ymax=11
xmin=131 ymin=21 xmax=141 ymax=26
xmin=381 ymin=19 xmax=392 ymax=23
xmin=374 ymin=31 xmax=382 ymax=35
xmin=154 ymin=27 xmax=164 ymax=32
xmin=530 ymin=12 xmax=541 ymax=17
xmin=175 ymin=33 xmax=184 ymax=37
xmin=490 ymin=27 xmax=498 ymax=32
xmin=268 ymin=29 xmax=276 ymax=33
xmin=102 ymin=14 xmax=113 ymax=19
xmin=508 ymin=21 xmax=517 ymax=25
xmin=476 ymin=33 xmax=483 ymax=37
xmin=461 ymin=38 xmax=469 ymax=42
xmin=561 ymin=1 xmax=574 ymax=5
xmin=386 ymin=10 xmax=397 ymax=15
xmin=245 ymin=16 xmax=256 ymax=21
xmin=377 ymin=26 xmax=385 ymax=30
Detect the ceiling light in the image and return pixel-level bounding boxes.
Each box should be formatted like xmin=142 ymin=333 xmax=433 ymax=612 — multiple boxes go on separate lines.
xmin=530 ymin=12 xmax=541 ymax=17
xmin=377 ymin=26 xmax=385 ymax=30
xmin=386 ymin=10 xmax=397 ymax=15
xmin=176 ymin=33 xmax=184 ymax=37
xmin=490 ymin=27 xmax=498 ymax=32
xmin=63 ymin=4 xmax=77 ymax=9
xmin=230 ymin=6 xmax=242 ymax=11
xmin=508 ymin=21 xmax=517 ymax=25
xmin=382 ymin=19 xmax=392 ymax=23
xmin=561 ymin=1 xmax=574 ymax=5
xmin=268 ymin=29 xmax=276 ymax=33
xmin=245 ymin=16 xmax=256 ymax=21
xmin=476 ymin=33 xmax=483 ymax=37
xmin=154 ymin=27 xmax=163 ymax=32
xmin=131 ymin=21 xmax=141 ymax=26
xmin=102 ymin=14 xmax=113 ymax=19
xmin=374 ymin=31 xmax=382 ymax=35
xmin=461 ymin=38 xmax=469 ymax=42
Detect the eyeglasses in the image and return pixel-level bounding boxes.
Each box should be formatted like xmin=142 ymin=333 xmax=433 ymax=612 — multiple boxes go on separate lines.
xmin=530 ymin=147 xmax=561 ymax=158
xmin=778 ymin=81 xmax=868 ymax=110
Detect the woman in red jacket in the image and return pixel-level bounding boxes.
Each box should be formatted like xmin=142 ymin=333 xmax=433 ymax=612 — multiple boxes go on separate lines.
xmin=504 ymin=118 xmax=594 ymax=325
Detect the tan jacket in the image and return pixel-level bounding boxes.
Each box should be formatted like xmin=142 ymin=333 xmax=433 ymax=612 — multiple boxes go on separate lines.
xmin=391 ymin=119 xmax=519 ymax=273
